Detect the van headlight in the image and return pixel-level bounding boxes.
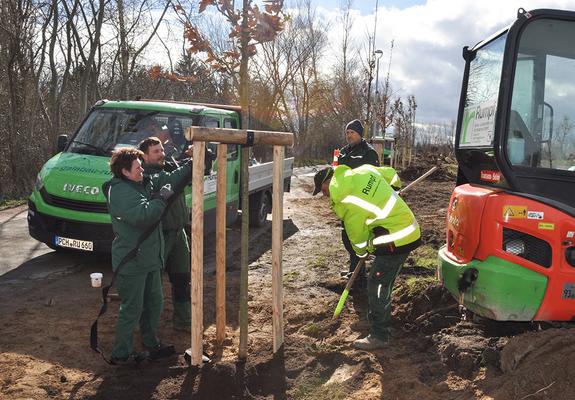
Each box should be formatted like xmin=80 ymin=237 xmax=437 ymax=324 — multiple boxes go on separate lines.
xmin=34 ymin=174 xmax=44 ymax=192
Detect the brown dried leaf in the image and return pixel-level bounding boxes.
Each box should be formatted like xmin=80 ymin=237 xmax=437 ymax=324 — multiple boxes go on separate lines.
xmin=199 ymin=0 xmax=214 ymax=13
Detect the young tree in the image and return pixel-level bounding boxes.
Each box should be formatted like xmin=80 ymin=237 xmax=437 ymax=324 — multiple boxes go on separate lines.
xmin=178 ymin=0 xmax=286 ymax=128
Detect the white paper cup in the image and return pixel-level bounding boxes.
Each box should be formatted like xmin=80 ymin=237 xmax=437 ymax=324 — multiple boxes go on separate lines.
xmin=90 ymin=272 xmax=103 ymax=288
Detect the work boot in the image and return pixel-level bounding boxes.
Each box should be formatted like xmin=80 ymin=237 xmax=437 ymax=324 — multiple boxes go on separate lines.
xmin=144 ymin=343 xmax=176 ymax=361
xmin=353 ymin=334 xmax=389 ymax=351
xmin=110 ymin=351 xmax=149 ymax=366
xmin=184 ymin=348 xmax=211 ymax=365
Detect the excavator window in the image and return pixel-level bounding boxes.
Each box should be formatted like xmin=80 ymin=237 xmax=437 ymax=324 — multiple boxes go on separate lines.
xmin=506 ymin=18 xmax=575 ymax=172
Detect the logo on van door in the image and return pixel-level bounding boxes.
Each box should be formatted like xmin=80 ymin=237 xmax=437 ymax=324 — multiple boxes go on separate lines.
xmin=63 ymin=183 xmax=100 ymax=195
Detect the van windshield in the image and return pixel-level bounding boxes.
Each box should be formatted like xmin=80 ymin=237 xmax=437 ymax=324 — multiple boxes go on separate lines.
xmin=67 ymin=109 xmax=202 ymax=158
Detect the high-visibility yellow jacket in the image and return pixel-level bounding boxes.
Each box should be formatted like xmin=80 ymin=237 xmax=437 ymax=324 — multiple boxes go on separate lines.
xmin=329 ymin=164 xmax=421 ymax=256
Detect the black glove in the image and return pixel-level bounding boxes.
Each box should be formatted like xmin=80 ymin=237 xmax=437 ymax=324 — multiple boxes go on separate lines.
xmin=155 ymin=184 xmax=174 ymax=202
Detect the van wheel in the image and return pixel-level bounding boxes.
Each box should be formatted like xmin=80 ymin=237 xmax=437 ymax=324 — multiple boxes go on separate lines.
xmin=249 ymin=191 xmax=271 ymax=227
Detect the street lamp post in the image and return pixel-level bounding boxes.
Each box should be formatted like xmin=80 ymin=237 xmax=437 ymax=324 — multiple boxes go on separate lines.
xmin=372 ymin=49 xmax=384 ymax=138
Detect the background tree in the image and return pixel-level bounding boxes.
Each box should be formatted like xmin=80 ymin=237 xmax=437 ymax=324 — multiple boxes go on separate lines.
xmin=178 ymin=0 xmax=286 ymax=129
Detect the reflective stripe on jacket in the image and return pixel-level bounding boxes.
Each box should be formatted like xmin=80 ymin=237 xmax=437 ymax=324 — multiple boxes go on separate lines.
xmin=329 ymin=164 xmax=420 ymax=256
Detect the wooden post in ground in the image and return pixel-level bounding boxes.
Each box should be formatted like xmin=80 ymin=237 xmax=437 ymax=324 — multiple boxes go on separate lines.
xmin=190 ymin=142 xmax=206 ymax=366
xmin=272 ymin=145 xmax=284 ymax=352
xmin=216 ymin=144 xmax=228 ymax=345
xmin=238 ymin=146 xmax=250 ymax=359
xmin=185 ymin=126 xmax=295 ymax=361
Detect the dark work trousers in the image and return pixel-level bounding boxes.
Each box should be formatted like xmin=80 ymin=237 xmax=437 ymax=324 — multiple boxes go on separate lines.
xmin=112 ymin=269 xmax=163 ymax=359
xmin=163 ymin=229 xmax=191 ymax=330
xmin=367 ymin=252 xmax=410 ymax=341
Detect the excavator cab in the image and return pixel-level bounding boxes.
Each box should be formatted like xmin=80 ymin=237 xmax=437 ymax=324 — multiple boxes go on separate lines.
xmin=439 ymin=9 xmax=575 ymax=321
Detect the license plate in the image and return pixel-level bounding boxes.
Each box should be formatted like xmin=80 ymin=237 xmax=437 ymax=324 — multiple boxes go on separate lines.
xmin=54 ymin=236 xmax=94 ymax=252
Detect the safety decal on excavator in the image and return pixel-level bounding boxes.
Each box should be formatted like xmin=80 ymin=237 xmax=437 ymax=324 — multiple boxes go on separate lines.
xmin=502 ymin=205 xmax=527 ymax=219
xmin=538 ymin=222 xmax=555 ymax=231
xmin=480 ymin=170 xmax=501 ymax=183
xmin=527 ymin=211 xmax=544 ymax=220
xmin=562 ymin=283 xmax=575 ymax=300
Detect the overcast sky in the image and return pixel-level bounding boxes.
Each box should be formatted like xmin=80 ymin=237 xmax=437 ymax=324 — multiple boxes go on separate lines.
xmin=311 ymin=0 xmax=575 ymax=123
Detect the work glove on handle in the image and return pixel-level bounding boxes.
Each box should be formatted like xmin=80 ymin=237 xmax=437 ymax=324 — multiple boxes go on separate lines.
xmin=153 ymin=184 xmax=174 ymax=203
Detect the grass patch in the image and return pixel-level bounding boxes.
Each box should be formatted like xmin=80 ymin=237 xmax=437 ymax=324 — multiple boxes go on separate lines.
xmin=306 ymin=255 xmax=327 ymax=270
xmin=407 ymin=245 xmax=439 ymax=271
xmin=292 ymin=374 xmax=349 ymax=400
xmin=0 ymin=198 xmax=27 ymax=211
xmin=394 ymin=275 xmax=437 ymax=299
xmin=302 ymin=322 xmax=320 ymax=337
xmin=283 ymin=270 xmax=300 ymax=284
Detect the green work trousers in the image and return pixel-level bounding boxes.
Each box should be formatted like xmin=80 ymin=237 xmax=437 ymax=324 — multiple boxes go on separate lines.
xmin=164 ymin=229 xmax=191 ymax=330
xmin=112 ymin=269 xmax=163 ymax=359
xmin=367 ymin=252 xmax=410 ymax=341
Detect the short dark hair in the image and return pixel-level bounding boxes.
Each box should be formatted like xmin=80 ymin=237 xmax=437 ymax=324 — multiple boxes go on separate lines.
xmin=110 ymin=148 xmax=143 ymax=178
xmin=138 ymin=136 xmax=162 ymax=154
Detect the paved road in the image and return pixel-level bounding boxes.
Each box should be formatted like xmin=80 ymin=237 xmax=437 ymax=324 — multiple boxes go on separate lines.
xmin=0 ymin=205 xmax=89 ymax=281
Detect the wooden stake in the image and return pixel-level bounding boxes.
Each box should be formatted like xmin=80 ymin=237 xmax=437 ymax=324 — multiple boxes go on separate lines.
xmin=191 ymin=142 xmax=205 ymax=366
xmin=186 ymin=127 xmax=293 ymax=147
xmin=238 ymin=146 xmax=250 ymax=359
xmin=272 ymin=145 xmax=284 ymax=352
xmin=216 ymin=143 xmax=227 ymax=345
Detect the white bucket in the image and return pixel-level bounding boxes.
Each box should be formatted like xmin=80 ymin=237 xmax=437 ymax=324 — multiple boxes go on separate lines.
xmin=90 ymin=272 xmax=103 ymax=288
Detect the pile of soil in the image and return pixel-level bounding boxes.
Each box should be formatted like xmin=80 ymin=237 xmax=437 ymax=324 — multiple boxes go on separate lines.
xmin=398 ymin=153 xmax=457 ymax=182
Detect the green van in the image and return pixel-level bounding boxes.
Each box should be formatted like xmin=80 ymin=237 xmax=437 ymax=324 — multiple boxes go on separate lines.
xmin=28 ymin=99 xmax=293 ymax=252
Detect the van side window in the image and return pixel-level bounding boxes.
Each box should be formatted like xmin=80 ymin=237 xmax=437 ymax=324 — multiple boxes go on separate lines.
xmin=202 ymin=116 xmax=219 ymax=128
xmin=224 ymin=119 xmax=237 ymax=129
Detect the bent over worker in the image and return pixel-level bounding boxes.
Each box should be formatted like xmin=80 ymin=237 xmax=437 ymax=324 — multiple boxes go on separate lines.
xmin=313 ymin=164 xmax=421 ymax=350
xmin=338 ymin=119 xmax=380 ymax=278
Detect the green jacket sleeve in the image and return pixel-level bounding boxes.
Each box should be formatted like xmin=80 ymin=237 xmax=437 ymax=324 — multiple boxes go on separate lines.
xmin=111 ymin=184 xmax=166 ymax=229
xmin=378 ymin=166 xmax=401 ymax=190
xmin=150 ymin=160 xmax=192 ymax=192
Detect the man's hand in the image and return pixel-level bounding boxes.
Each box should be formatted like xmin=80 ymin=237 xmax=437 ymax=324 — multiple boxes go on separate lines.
xmin=158 ymin=184 xmax=174 ymax=202
xmin=185 ymin=145 xmax=193 ymax=157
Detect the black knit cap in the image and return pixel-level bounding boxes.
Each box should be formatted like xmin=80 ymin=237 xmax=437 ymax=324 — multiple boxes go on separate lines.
xmin=312 ymin=167 xmax=334 ymax=196
xmin=346 ymin=119 xmax=364 ymax=136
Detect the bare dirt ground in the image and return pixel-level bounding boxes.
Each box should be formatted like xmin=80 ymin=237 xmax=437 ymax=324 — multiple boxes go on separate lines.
xmin=1 ymin=165 xmax=575 ymax=400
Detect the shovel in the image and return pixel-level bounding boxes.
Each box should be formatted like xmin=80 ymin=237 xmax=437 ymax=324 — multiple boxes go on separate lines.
xmin=332 ymin=259 xmax=366 ymax=320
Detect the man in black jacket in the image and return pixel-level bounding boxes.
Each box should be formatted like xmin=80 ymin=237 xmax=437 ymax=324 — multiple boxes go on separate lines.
xmin=338 ymin=119 xmax=380 ymax=278
xmin=339 ymin=119 xmax=379 ymax=168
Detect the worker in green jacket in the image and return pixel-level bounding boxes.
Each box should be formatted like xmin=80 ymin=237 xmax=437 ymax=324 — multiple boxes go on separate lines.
xmin=313 ymin=164 xmax=421 ymax=350
xmin=106 ymin=148 xmax=190 ymax=365
xmin=338 ymin=119 xmax=380 ymax=279
xmin=106 ymin=148 xmax=178 ymax=364
xmin=139 ymin=137 xmax=194 ymax=332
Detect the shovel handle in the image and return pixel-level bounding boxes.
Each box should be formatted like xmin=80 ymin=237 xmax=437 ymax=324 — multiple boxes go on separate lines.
xmin=332 ymin=259 xmax=366 ymax=320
